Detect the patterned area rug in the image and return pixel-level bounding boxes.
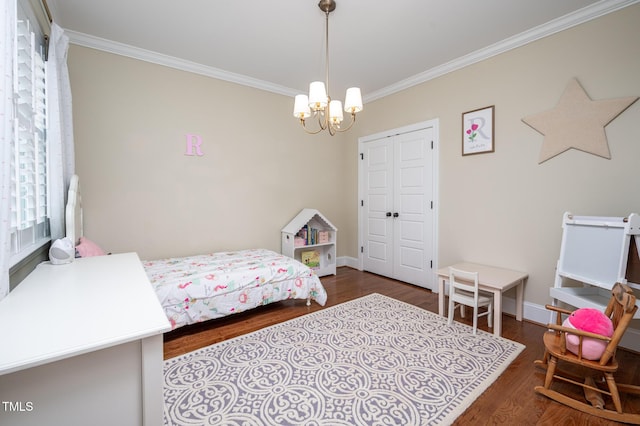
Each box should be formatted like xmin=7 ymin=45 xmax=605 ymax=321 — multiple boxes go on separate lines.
xmin=163 ymin=293 xmax=525 ymax=425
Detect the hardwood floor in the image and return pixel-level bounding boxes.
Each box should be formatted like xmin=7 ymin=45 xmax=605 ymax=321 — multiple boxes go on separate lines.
xmin=164 ymin=267 xmax=640 ymax=425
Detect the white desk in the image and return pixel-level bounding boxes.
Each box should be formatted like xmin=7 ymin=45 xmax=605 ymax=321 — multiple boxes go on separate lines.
xmin=437 ymin=262 xmax=528 ymax=336
xmin=0 ymin=253 xmax=171 ymax=426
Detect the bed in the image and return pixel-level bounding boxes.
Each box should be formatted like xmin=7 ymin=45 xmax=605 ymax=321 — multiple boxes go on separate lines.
xmin=64 ymin=175 xmax=328 ymax=330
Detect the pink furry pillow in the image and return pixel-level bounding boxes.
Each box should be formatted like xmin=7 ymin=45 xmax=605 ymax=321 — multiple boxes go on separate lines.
xmin=76 ymin=237 xmax=106 ymax=257
xmin=562 ymin=308 xmax=614 ymax=360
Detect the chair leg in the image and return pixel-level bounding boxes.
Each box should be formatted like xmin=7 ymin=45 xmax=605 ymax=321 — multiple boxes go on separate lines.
xmin=534 ymin=349 xmax=550 ymax=368
xmin=460 ymin=304 xmax=465 ymax=318
xmin=543 ymin=356 xmax=557 ymax=389
xmin=472 ymin=306 xmax=478 ymax=334
xmin=487 ymin=304 xmax=493 ymax=328
xmin=448 ymin=299 xmax=454 ymax=326
xmin=605 ymin=372 xmax=623 ymax=413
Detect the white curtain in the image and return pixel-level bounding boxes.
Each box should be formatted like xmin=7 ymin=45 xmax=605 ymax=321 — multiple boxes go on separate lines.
xmin=0 ymin=0 xmax=16 ymax=301
xmin=47 ymin=22 xmax=75 ymax=241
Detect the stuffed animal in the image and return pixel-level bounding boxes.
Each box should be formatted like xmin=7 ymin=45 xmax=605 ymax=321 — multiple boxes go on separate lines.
xmin=562 ymin=307 xmax=614 ymax=360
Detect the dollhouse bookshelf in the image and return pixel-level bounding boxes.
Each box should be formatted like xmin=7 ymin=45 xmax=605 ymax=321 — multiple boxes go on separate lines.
xmin=282 ymin=209 xmax=337 ymax=277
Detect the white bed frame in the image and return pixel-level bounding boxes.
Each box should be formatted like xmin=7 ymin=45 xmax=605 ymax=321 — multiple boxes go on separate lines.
xmin=65 ymin=174 xmax=83 ymax=246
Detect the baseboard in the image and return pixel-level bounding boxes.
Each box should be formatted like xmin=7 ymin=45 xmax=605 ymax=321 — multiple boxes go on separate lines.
xmin=334 ymin=256 xmax=640 ymax=353
xmin=337 ymin=256 xmax=358 ymax=269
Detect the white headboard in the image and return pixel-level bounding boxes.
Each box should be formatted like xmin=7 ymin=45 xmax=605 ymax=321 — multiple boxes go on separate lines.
xmin=64 ymin=174 xmax=83 ymax=246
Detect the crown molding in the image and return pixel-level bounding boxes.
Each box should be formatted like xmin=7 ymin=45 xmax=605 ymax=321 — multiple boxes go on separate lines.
xmin=63 ymin=0 xmax=638 ymax=102
xmin=365 ymin=0 xmax=640 ymax=102
xmin=65 ymin=30 xmax=300 ymax=98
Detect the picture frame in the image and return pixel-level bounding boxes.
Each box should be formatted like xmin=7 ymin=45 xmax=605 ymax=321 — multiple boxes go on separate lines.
xmin=462 ymin=105 xmax=494 ymax=156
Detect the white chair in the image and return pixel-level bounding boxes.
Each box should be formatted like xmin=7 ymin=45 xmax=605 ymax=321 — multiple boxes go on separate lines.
xmin=447 ymin=267 xmax=493 ymax=334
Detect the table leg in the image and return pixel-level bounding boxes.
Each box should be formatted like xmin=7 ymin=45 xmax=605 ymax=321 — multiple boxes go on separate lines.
xmin=516 ymin=280 xmax=524 ymax=322
xmin=492 ymin=289 xmax=502 ymax=336
xmin=142 ymin=334 xmax=164 ymax=426
xmin=438 ymin=278 xmax=446 ymax=317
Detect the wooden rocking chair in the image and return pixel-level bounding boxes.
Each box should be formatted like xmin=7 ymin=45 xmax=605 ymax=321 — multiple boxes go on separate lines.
xmin=534 ymin=282 xmax=640 ymax=424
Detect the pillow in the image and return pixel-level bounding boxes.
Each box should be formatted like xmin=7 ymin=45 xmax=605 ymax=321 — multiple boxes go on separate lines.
xmin=76 ymin=236 xmax=106 ymax=257
xmin=562 ymin=308 xmax=613 ymax=360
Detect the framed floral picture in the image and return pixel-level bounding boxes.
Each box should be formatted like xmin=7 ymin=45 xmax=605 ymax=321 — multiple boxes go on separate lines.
xmin=462 ymin=105 xmax=494 ymax=156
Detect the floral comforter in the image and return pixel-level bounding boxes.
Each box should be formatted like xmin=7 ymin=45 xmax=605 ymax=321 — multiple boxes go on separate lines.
xmin=143 ymin=248 xmax=328 ymax=330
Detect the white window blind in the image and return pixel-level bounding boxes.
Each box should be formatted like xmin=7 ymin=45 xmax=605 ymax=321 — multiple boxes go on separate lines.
xmin=10 ymin=7 xmax=49 ymax=265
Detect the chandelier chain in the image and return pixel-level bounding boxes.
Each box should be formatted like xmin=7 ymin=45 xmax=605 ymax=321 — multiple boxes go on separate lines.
xmin=325 ymin=8 xmax=330 ymax=99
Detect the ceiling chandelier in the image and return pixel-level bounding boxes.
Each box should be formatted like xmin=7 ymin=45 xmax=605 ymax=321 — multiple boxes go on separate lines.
xmin=293 ymin=0 xmax=363 ymax=136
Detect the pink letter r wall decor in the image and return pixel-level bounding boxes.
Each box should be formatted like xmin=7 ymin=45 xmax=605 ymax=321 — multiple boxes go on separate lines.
xmin=185 ymin=133 xmax=204 ymax=156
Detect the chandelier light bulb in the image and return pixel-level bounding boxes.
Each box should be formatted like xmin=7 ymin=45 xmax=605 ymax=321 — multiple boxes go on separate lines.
xmin=329 ymin=100 xmax=343 ymax=124
xmin=344 ymin=87 xmax=363 ymax=113
xmin=293 ymin=94 xmax=311 ymax=119
xmin=308 ymin=81 xmax=328 ymax=111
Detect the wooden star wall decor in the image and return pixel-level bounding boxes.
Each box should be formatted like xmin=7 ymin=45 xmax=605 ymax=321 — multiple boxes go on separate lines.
xmin=522 ymin=78 xmax=638 ymax=164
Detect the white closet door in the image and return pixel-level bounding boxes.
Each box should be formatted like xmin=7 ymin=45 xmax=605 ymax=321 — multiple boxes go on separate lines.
xmin=360 ymin=126 xmax=435 ymax=290
xmin=362 ymin=138 xmax=394 ymax=278
xmin=392 ymin=128 xmax=433 ymax=287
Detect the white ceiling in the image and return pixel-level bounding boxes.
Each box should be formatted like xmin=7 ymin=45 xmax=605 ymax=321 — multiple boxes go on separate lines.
xmin=45 ymin=0 xmax=636 ymax=102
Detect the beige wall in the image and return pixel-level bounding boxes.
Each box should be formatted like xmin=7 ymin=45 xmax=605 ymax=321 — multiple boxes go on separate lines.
xmin=70 ymin=5 xmax=639 ymax=309
xmin=354 ymin=5 xmax=640 ymax=307
xmin=70 ymin=47 xmax=352 ymax=261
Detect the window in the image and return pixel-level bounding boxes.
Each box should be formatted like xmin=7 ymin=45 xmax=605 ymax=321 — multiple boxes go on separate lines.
xmin=9 ymin=1 xmax=49 ymax=266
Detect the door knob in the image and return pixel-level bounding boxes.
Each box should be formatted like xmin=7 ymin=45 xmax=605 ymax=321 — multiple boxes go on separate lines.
xmin=386 ymin=212 xmax=392 ymax=217
xmin=393 ymin=212 xmax=399 ymax=218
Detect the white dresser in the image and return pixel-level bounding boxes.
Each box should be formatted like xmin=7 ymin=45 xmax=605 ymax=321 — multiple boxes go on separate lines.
xmin=0 ymin=253 xmax=171 ymax=426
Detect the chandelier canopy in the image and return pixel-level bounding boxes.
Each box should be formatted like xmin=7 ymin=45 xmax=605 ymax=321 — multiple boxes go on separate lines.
xmin=293 ymin=0 xmax=363 ymax=136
